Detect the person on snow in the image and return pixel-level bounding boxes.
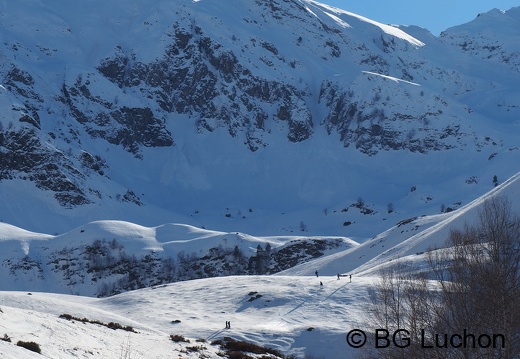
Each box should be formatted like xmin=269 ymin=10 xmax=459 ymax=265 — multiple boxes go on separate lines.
xmin=315 ymin=270 xmax=319 ymax=277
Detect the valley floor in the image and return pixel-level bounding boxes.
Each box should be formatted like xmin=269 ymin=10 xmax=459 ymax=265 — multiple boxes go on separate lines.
xmin=0 ymin=275 xmax=376 ymax=358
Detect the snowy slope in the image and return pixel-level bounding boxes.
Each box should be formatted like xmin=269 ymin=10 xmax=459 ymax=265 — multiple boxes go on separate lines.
xmin=0 ymin=0 xmax=519 ymax=238
xmin=1 ymin=2 xmax=520 ymax=356
xmin=0 ymin=171 xmax=519 ymax=358
xmin=280 ymin=170 xmax=520 ymax=278
xmin=0 ymin=275 xmax=375 ymax=359
xmin=0 ymin=290 xmax=221 ymax=359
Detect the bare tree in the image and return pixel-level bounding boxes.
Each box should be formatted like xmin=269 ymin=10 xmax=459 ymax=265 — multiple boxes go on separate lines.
xmin=366 ymin=261 xmax=437 ymax=359
xmin=428 ymin=196 xmax=520 ymax=358
xmin=367 ymin=196 xmax=520 ymax=358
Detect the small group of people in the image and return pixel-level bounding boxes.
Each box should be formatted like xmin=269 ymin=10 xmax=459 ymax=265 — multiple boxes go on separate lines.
xmin=317 ymin=270 xmax=351 ymax=282
xmin=336 ymin=273 xmax=352 ymax=282
xmin=316 ymin=270 xmax=352 ymax=287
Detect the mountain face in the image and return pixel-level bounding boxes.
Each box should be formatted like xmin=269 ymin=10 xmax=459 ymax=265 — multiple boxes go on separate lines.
xmin=1 ymin=0 xmax=520 ymax=236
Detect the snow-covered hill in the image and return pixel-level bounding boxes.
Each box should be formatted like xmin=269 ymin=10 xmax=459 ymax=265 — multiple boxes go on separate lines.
xmin=0 ymin=219 xmax=356 ymax=296
xmin=1 ymin=0 xmax=519 ymax=237
xmin=0 ymin=171 xmax=518 ymax=357
xmin=3 ymin=169 xmax=518 ymax=298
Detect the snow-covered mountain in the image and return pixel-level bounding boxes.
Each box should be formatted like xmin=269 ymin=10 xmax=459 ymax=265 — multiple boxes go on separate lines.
xmin=1 ymin=1 xmax=520 ymax=356
xmin=1 ymin=0 xmax=519 ymax=238
xmin=1 ymin=171 xmax=519 ymax=358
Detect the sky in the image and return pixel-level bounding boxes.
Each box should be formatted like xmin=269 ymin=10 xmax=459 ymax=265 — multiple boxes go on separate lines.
xmin=321 ymin=0 xmax=520 ymax=35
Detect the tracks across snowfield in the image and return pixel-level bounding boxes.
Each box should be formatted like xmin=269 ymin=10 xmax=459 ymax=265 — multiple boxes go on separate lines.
xmin=0 ymin=275 xmax=375 ymax=358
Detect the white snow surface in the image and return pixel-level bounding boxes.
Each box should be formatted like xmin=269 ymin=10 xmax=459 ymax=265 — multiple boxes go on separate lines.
xmin=1 ymin=1 xmax=520 ymax=356
xmin=0 ymin=171 xmax=519 ymax=358
xmin=0 ymin=0 xmax=519 ymax=238
xmin=0 ymin=275 xmax=374 ymax=358
xmin=306 ymin=0 xmax=425 ymax=46
xmin=362 ymin=71 xmax=421 ymax=86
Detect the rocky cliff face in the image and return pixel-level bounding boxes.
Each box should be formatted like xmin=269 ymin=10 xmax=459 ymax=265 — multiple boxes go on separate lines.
xmin=0 ymin=0 xmax=519 ymax=235
xmin=95 ymin=29 xmax=312 ymax=151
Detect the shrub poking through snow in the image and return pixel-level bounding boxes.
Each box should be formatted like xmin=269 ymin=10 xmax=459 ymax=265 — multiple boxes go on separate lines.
xmin=16 ymin=341 xmax=41 ymax=354
xmin=211 ymin=337 xmax=292 ymax=358
xmin=186 ymin=345 xmax=205 ymax=352
xmin=247 ymin=293 xmax=262 ymax=302
xmin=1 ymin=334 xmax=11 ymax=342
xmin=170 ymin=334 xmax=190 ymax=343
xmin=59 ymin=314 xmax=136 ymax=332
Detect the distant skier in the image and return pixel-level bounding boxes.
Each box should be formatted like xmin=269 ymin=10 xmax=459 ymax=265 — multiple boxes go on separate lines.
xmin=315 ymin=270 xmax=319 ymax=277
xmin=225 ymin=321 xmax=230 ymax=329
xmin=337 ymin=273 xmax=340 ymax=280
xmin=349 ymin=274 xmax=352 ymax=282
xmin=320 ymin=281 xmax=323 ymax=288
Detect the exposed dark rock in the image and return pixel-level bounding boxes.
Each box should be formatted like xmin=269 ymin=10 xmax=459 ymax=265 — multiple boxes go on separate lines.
xmin=18 ymin=114 xmax=41 ymax=130
xmin=0 ymin=128 xmax=91 ymax=207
